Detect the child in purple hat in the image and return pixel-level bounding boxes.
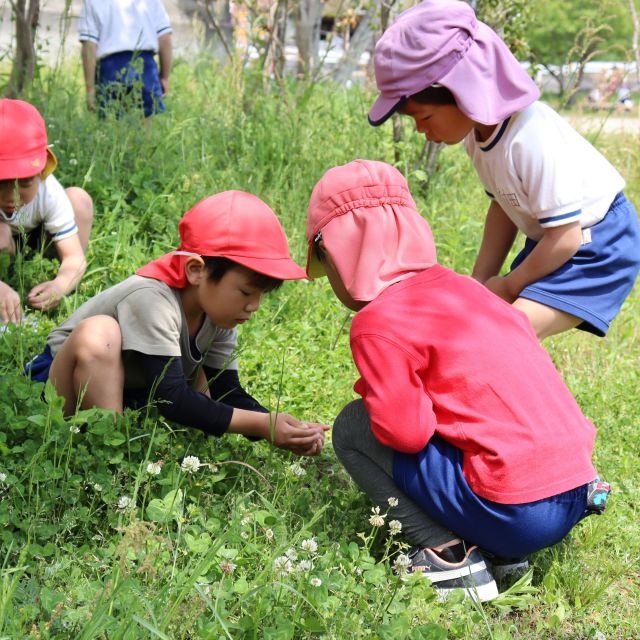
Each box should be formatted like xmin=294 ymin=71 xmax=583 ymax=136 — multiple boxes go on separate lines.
xmin=369 ymin=0 xmax=640 ymax=340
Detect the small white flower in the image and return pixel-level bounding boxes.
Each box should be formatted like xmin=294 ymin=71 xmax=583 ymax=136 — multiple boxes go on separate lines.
xmin=388 ymin=520 xmax=402 ymax=535
xmin=273 ymin=556 xmax=293 ymax=576
xmin=288 ymin=463 xmax=306 ymax=477
xmin=69 ymin=425 xmax=80 ymax=434
xmin=68 ymin=158 xmax=78 ymax=166
xmin=355 ymin=567 xmax=363 ymax=576
xmin=387 ymin=497 xmax=399 ymax=507
xmin=285 ymin=547 xmax=298 ymax=561
xmin=310 ymin=577 xmax=322 ymax=587
xmin=116 ymin=495 xmax=132 ymax=511
xmin=210 ymin=464 xmax=219 ymax=473
xmin=298 ymin=559 xmax=313 ymax=572
xmin=300 ymin=538 xmax=318 ymax=554
xmin=241 ymin=514 xmax=252 ymax=526
xmin=146 ymin=461 xmax=162 ymax=476
xmin=181 ymin=456 xmax=201 ymax=474
xmin=264 ymin=528 xmax=274 ymax=542
xmin=0 ymin=472 xmax=6 ymax=482
xmin=393 ymin=554 xmax=412 ymax=576
xmin=93 ymin=483 xmax=103 ymax=492
xmin=369 ymin=506 xmax=385 ymax=528
xmin=220 ymin=560 xmax=237 ymax=575
xmin=240 ymin=531 xmax=249 ymax=540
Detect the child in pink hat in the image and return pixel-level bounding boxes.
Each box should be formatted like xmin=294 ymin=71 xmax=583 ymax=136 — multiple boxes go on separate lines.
xmin=0 ymin=99 xmax=94 ymax=324
xmin=369 ymin=0 xmax=640 ymax=340
xmin=26 ymin=191 xmax=329 ymax=455
xmin=307 ymin=159 xmax=609 ymax=601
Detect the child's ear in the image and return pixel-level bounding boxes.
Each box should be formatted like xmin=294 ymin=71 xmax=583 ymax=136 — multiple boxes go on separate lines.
xmin=184 ymin=256 xmax=206 ymax=285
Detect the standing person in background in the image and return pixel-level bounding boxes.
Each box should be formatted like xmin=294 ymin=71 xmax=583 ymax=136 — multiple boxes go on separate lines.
xmin=79 ymin=0 xmax=173 ymax=118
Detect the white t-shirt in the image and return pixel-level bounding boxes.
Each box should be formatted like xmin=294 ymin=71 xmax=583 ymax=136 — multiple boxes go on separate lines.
xmin=464 ymin=101 xmax=625 ymax=241
xmin=47 ymin=276 xmax=238 ymax=389
xmin=0 ymin=175 xmax=77 ymax=241
xmin=78 ymin=0 xmax=173 ymax=59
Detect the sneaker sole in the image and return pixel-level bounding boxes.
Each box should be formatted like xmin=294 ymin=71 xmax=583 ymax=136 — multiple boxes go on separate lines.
xmin=411 ymin=557 xmax=490 ymax=583
xmin=436 ymin=578 xmax=500 ymax=603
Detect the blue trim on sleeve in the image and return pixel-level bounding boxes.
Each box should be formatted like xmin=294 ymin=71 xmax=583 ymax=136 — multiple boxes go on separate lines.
xmin=480 ymin=117 xmax=511 ymax=152
xmin=485 ymin=190 xmax=495 ymax=198
xmin=157 ymin=26 xmax=172 ymax=35
xmin=51 ymin=224 xmax=78 ymax=238
xmin=79 ymin=33 xmax=99 ymax=42
xmin=538 ymin=209 xmax=582 ymax=225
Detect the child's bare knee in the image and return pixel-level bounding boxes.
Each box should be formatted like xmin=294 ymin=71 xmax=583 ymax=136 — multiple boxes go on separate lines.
xmin=73 ymin=316 xmax=122 ymax=363
xmin=66 ymin=187 xmax=94 ymax=224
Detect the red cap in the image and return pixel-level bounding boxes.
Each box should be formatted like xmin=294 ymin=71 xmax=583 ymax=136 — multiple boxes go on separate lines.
xmin=137 ymin=191 xmax=307 ymax=287
xmin=0 ymin=99 xmax=57 ymax=180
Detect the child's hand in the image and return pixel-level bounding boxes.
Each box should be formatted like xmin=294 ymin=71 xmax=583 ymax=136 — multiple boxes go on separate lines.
xmin=270 ymin=413 xmax=331 ymax=457
xmin=27 ymin=280 xmax=63 ymax=311
xmin=0 ymin=281 xmax=22 ymax=324
xmin=484 ymin=275 xmax=518 ymax=303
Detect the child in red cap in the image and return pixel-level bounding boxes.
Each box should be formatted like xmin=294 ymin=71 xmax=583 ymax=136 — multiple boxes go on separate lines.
xmin=26 ymin=191 xmax=329 ymax=455
xmin=0 ymin=99 xmax=94 ymax=324
xmin=306 ymin=159 xmax=608 ymax=601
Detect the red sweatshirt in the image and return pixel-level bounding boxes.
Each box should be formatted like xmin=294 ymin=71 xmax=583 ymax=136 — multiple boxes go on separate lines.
xmin=351 ymin=265 xmax=596 ymax=504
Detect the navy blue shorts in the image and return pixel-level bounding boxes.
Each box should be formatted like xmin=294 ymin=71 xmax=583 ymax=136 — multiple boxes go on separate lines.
xmin=393 ymin=436 xmax=593 ymax=558
xmin=97 ymin=50 xmax=165 ymax=118
xmin=510 ymin=192 xmax=640 ymax=336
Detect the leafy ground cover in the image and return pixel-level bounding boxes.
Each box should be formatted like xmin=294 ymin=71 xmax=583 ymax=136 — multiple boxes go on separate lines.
xmin=0 ymin=60 xmax=638 ymax=638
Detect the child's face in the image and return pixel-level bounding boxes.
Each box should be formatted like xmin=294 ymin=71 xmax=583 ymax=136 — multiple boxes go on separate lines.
xmin=0 ymin=175 xmax=41 ymax=216
xmin=401 ymin=99 xmax=476 ymax=145
xmin=319 ymin=241 xmax=367 ymax=312
xmin=196 ymin=264 xmax=266 ymax=329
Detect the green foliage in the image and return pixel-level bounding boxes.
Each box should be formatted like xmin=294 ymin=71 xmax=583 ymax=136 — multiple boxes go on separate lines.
xmin=0 ymin=58 xmax=639 ymax=638
xmin=528 ymin=0 xmax=633 ymax=66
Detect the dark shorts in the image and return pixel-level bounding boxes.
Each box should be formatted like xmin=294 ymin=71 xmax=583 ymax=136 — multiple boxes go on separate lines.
xmin=510 ymin=192 xmax=640 ymax=336
xmin=394 ymin=436 xmax=593 ymax=558
xmin=14 ymin=225 xmax=57 ymax=259
xmin=97 ymin=50 xmax=166 ymax=118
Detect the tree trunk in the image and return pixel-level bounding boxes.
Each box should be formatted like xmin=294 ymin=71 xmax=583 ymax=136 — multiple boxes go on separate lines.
xmin=331 ymin=9 xmax=374 ymax=84
xmin=630 ymin=0 xmax=640 ymax=84
xmin=6 ymin=0 xmax=40 ymax=98
xmin=294 ymin=0 xmax=324 ymax=77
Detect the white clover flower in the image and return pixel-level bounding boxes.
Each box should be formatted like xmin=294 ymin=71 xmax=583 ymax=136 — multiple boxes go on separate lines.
xmin=181 ymin=456 xmax=201 ymax=474
xmin=285 ymin=547 xmax=298 ymax=561
xmin=241 ymin=514 xmax=252 ymax=526
xmin=210 ymin=464 xmax=219 ymax=473
xmin=388 ymin=520 xmax=402 ymax=535
xmin=0 ymin=472 xmax=6 ymax=483
xmin=68 ymin=158 xmax=78 ymax=166
xmin=220 ymin=560 xmax=237 ymax=575
xmin=240 ymin=531 xmax=249 ymax=540
xmin=288 ymin=463 xmax=306 ymax=477
xmin=393 ymin=554 xmax=412 ymax=576
xmin=387 ymin=497 xmax=399 ymax=507
xmin=310 ymin=577 xmax=322 ymax=587
xmin=116 ymin=495 xmax=132 ymax=511
xmin=146 ymin=461 xmax=163 ymax=476
xmin=355 ymin=567 xmax=363 ymax=576
xmin=369 ymin=506 xmax=385 ymax=528
xmin=300 ymin=538 xmax=318 ymax=554
xmin=69 ymin=425 xmax=80 ymax=434
xmin=93 ymin=483 xmax=103 ymax=492
xmin=273 ymin=556 xmax=293 ymax=576
xmin=264 ymin=528 xmax=274 ymax=542
xmin=298 ymin=559 xmax=313 ymax=572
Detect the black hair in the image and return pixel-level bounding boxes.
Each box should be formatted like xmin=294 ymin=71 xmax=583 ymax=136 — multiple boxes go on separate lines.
xmin=312 ymin=232 xmax=325 ymax=263
xmin=403 ymin=85 xmax=458 ymax=107
xmin=202 ymin=256 xmax=283 ymax=292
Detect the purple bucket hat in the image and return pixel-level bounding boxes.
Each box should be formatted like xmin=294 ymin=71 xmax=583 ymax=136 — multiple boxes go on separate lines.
xmin=369 ymin=0 xmax=539 ymax=126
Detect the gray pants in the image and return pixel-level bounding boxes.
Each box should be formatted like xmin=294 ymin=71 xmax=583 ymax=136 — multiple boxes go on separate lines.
xmin=332 ymin=399 xmax=454 ymax=548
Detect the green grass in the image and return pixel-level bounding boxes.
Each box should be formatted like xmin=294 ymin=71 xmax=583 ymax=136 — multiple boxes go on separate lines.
xmin=0 ymin=58 xmax=639 ymax=638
